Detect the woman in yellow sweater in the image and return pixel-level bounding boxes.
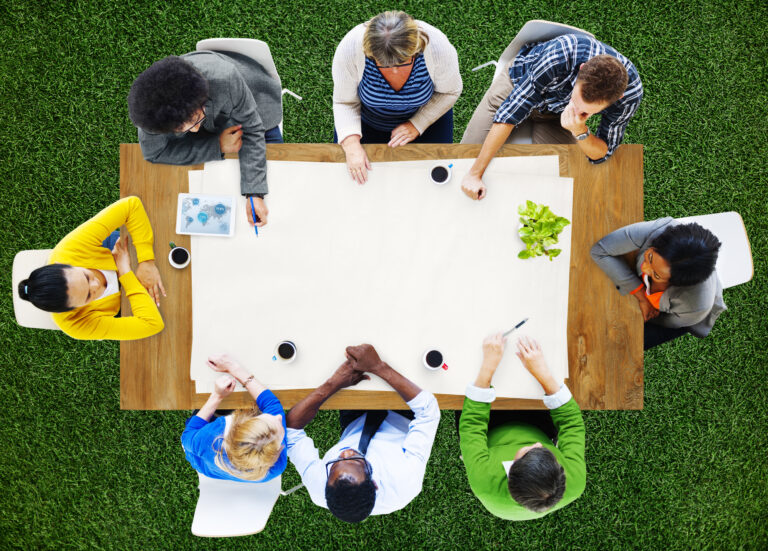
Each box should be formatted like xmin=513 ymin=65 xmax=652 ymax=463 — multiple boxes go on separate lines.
xmin=17 ymin=196 xmax=165 ymax=340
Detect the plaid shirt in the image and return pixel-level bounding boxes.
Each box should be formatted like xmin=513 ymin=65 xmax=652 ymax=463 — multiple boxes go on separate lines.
xmin=494 ymin=34 xmax=643 ymax=164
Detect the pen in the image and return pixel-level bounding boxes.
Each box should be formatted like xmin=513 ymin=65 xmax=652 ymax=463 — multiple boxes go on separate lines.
xmin=249 ymin=196 xmax=259 ymax=237
xmin=502 ymin=317 xmax=529 ymax=337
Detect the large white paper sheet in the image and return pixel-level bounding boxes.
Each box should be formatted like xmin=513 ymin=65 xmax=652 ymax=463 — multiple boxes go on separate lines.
xmin=188 ymin=157 xmax=572 ymax=398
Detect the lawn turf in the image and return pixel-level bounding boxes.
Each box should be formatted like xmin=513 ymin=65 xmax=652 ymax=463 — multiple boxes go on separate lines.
xmin=0 ymin=0 xmax=767 ymax=549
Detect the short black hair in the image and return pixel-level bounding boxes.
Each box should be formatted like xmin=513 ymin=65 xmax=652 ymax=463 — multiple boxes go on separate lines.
xmin=128 ymin=56 xmax=209 ymax=133
xmin=650 ymin=222 xmax=721 ymax=287
xmin=18 ymin=264 xmax=73 ymax=313
xmin=508 ymin=447 xmax=566 ymax=513
xmin=325 ymin=477 xmax=376 ymax=523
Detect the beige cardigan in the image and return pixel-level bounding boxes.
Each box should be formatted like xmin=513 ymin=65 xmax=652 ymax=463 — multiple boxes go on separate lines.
xmin=332 ymin=21 xmax=463 ymax=143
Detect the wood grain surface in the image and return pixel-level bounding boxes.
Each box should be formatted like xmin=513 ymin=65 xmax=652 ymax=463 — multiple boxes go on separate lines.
xmin=120 ymin=143 xmax=643 ymax=410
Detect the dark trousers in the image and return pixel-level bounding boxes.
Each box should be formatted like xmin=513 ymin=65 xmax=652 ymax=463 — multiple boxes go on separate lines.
xmin=339 ymin=409 xmax=414 ymax=434
xmin=334 ymin=109 xmax=454 ymax=144
xmin=644 ymin=323 xmax=691 ymax=350
xmin=264 ymin=125 xmax=283 ymax=143
xmin=454 ymin=409 xmax=558 ymax=444
xmin=101 ymin=230 xmax=120 ymax=251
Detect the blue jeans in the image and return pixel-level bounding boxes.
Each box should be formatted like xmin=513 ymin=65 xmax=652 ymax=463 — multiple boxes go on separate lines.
xmin=102 ymin=230 xmax=120 ymax=250
xmin=265 ymin=125 xmax=283 ymax=144
xmin=333 ymin=109 xmax=454 ymax=144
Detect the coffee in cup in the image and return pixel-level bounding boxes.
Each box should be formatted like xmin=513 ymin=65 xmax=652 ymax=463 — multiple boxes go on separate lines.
xmin=423 ymin=349 xmax=448 ymax=371
xmin=168 ymin=246 xmax=190 ymax=269
xmin=430 ymin=163 xmax=453 ymax=185
xmin=273 ymin=341 xmax=297 ymax=363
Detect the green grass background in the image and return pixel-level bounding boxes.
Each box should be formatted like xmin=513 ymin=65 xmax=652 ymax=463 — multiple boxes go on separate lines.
xmin=1 ymin=0 xmax=766 ymax=549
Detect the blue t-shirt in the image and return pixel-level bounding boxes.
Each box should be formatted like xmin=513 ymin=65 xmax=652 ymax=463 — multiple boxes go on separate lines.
xmin=181 ymin=389 xmax=287 ymax=482
xmin=358 ymin=53 xmax=434 ymax=131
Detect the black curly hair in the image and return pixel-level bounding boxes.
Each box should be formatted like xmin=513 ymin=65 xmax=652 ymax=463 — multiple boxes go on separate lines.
xmin=128 ymin=56 xmax=209 ymax=133
xmin=650 ymin=222 xmax=721 ymax=287
xmin=325 ymin=477 xmax=377 ymax=523
xmin=507 ymin=447 xmax=566 ymax=513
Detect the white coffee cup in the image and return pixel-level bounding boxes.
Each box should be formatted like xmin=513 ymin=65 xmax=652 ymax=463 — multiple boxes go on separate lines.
xmin=429 ymin=163 xmax=453 ymax=185
xmin=273 ymin=341 xmax=297 ymax=364
xmin=422 ymin=349 xmax=448 ymax=371
xmin=168 ymin=246 xmax=190 ymax=269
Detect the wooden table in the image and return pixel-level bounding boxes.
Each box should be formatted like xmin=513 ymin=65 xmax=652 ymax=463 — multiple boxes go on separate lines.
xmin=120 ymin=143 xmax=643 ymax=410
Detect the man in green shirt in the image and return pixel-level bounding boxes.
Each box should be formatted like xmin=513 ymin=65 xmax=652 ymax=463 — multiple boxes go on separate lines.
xmin=458 ymin=334 xmax=586 ymax=520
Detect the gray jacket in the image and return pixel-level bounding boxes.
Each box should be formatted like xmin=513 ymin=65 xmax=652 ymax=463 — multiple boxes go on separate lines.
xmin=590 ymin=217 xmax=726 ymax=337
xmin=137 ymin=50 xmax=283 ymax=195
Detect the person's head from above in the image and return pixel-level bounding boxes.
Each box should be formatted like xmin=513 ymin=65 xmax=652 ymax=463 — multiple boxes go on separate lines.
xmin=507 ymin=443 xmax=566 ymax=512
xmin=18 ymin=264 xmax=108 ymax=313
xmin=571 ymin=55 xmax=629 ymax=116
xmin=215 ymin=408 xmax=285 ymax=481
xmin=128 ymin=56 xmax=209 ymax=135
xmin=325 ymin=448 xmax=377 ymax=523
xmin=363 ymin=10 xmax=429 ymax=68
xmin=644 ymin=222 xmax=722 ymax=287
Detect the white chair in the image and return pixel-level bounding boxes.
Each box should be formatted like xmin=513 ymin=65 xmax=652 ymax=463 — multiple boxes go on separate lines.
xmin=471 ymin=20 xmax=595 ymax=144
xmin=195 ymin=38 xmax=302 ymax=135
xmin=191 ymin=473 xmax=303 ymax=538
xmin=676 ymin=212 xmax=753 ymax=289
xmin=12 ymin=250 xmax=59 ymax=330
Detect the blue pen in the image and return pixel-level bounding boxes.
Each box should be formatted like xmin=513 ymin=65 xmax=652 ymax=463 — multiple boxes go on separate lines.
xmin=249 ymin=196 xmax=259 ymax=236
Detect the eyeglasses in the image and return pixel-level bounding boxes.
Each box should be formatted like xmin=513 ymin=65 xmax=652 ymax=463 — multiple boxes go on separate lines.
xmin=176 ymin=109 xmax=206 ymax=136
xmin=325 ymin=454 xmax=372 ymax=479
xmin=370 ymin=56 xmax=414 ymax=69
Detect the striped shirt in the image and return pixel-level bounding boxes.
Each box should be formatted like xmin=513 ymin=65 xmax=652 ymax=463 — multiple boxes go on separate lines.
xmin=358 ymin=54 xmax=435 ymax=131
xmin=494 ymin=34 xmax=643 ymax=164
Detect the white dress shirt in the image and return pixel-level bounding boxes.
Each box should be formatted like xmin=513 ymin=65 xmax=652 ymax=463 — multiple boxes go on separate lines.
xmin=287 ymin=390 xmax=440 ymax=515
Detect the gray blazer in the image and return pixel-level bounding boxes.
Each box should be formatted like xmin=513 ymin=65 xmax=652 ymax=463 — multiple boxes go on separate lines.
xmin=590 ymin=217 xmax=726 ymax=337
xmin=137 ymin=50 xmax=283 ymax=195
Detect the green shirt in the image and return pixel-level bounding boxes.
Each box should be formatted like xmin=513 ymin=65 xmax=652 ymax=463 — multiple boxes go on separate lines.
xmin=459 ymin=396 xmax=586 ymax=520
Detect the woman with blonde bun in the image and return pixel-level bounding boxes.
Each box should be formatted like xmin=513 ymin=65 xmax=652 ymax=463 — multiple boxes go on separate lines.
xmin=333 ymin=10 xmax=462 ymax=184
xmin=181 ymin=354 xmax=287 ymax=482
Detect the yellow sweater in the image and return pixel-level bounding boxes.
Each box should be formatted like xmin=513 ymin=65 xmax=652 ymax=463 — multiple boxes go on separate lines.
xmin=49 ymin=196 xmax=164 ymax=340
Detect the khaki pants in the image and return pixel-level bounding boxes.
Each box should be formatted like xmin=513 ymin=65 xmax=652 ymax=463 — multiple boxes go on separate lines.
xmin=460 ymin=64 xmax=576 ymax=146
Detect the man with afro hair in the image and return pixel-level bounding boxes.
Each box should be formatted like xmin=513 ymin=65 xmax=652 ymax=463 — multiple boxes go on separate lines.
xmin=129 ymin=50 xmax=283 ymax=227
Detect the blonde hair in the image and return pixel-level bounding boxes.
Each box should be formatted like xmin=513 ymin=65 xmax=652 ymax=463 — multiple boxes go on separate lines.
xmin=363 ymin=11 xmax=429 ymax=67
xmin=214 ymin=408 xmax=283 ymax=481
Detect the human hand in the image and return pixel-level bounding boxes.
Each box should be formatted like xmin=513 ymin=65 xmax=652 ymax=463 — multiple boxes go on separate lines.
xmin=481 ymin=333 xmax=507 ymax=371
xmin=560 ymin=102 xmax=590 ymax=136
xmin=246 ymin=196 xmax=268 ymax=227
xmin=213 ymin=375 xmax=237 ymax=398
xmin=329 ymin=360 xmax=370 ymax=389
xmin=111 ymin=235 xmax=132 ymax=277
xmin=345 ymin=344 xmax=386 ymax=375
xmin=461 ymin=172 xmax=487 ymax=200
xmin=135 ymin=260 xmax=166 ymax=306
xmin=206 ymin=353 xmax=250 ymax=381
xmin=515 ymin=336 xmax=553 ymax=380
xmin=219 ymin=124 xmax=243 ymax=154
xmin=388 ymin=121 xmax=420 ymax=147
xmin=635 ymin=294 xmax=660 ymax=321
xmin=341 ymin=136 xmax=371 ymax=185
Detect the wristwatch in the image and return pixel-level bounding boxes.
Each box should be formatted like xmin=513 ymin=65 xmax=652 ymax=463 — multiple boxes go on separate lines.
xmin=575 ymin=128 xmax=590 ymax=141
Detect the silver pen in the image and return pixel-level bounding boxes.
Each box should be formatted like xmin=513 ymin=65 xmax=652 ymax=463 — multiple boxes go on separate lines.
xmin=502 ymin=317 xmax=529 ymax=337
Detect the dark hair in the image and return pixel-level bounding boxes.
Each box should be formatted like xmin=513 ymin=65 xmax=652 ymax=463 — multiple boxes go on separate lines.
xmin=507 ymin=447 xmax=566 ymax=513
xmin=128 ymin=56 xmax=209 ymax=133
xmin=577 ymin=54 xmax=628 ymax=104
xmin=650 ymin=222 xmax=721 ymax=287
xmin=18 ymin=264 xmax=73 ymax=313
xmin=325 ymin=477 xmax=376 ymax=523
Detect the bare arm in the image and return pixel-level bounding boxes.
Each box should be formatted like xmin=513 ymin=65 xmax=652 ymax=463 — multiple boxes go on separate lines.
xmin=345 ymin=344 xmax=421 ymax=402
xmin=461 ymin=123 xmax=515 ymax=200
xmin=286 ymin=361 xmax=369 ymax=429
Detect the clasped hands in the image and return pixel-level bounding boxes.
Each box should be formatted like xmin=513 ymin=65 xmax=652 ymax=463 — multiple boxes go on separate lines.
xmin=111 ymin=234 xmax=166 ymax=306
xmin=328 ymin=344 xmax=389 ymax=389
